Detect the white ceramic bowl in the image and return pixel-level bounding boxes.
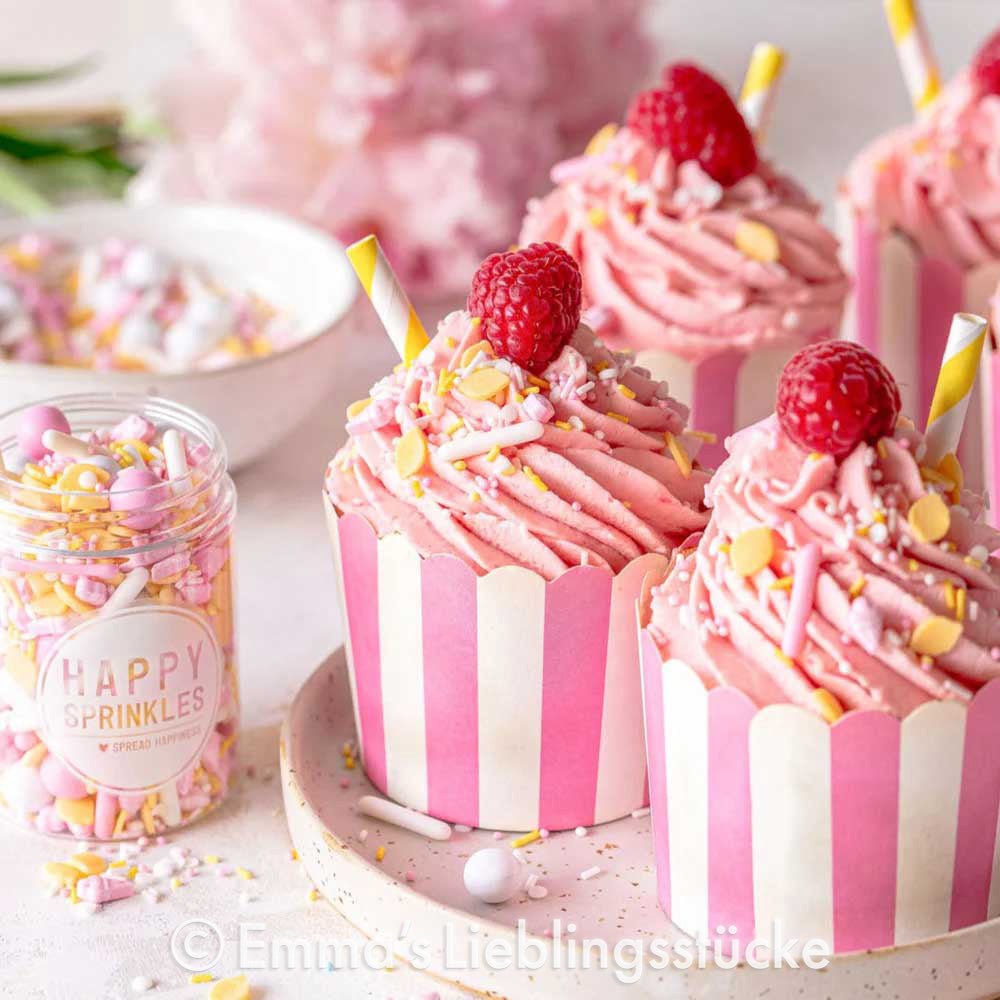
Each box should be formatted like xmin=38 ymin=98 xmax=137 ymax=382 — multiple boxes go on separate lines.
xmin=0 ymin=201 xmax=357 ymax=469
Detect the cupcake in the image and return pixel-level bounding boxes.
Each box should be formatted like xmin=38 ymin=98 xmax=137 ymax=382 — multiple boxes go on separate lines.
xmin=520 ymin=62 xmax=848 ymax=467
xmin=325 ymin=242 xmax=709 ymax=831
xmin=639 ymin=340 xmax=1000 ymax=954
xmin=841 ymin=26 xmax=1000 ymax=490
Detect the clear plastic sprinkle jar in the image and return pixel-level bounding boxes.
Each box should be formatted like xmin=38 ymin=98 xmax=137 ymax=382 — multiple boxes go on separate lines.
xmin=0 ymin=394 xmax=237 ymax=839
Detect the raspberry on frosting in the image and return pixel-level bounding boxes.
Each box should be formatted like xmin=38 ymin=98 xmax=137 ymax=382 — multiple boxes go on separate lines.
xmin=467 ymin=242 xmax=582 ymax=374
xmin=626 ymin=63 xmax=758 ymax=187
xmin=972 ymin=27 xmax=1000 ymax=96
xmin=776 ymin=341 xmax=901 ymax=459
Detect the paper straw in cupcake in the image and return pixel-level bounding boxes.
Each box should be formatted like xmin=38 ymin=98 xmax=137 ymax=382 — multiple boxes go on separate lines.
xmin=924 ymin=312 xmax=988 ymax=465
xmin=346 ymin=234 xmax=430 ymax=365
xmin=738 ymin=42 xmax=786 ymax=137
xmin=882 ymin=0 xmax=941 ymax=113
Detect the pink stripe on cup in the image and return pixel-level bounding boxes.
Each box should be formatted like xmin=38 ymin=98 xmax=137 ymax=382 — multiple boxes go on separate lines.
xmin=421 ymin=556 xmax=479 ymax=826
xmin=989 ymin=353 xmax=1000 ymax=531
xmin=539 ymin=567 xmax=612 ymax=830
xmin=950 ymin=679 xmax=1000 ymax=932
xmin=338 ymin=514 xmax=387 ymax=794
xmin=691 ymin=349 xmax=744 ymax=468
xmin=640 ymin=630 xmax=670 ymax=912
xmin=707 ymin=687 xmax=755 ymax=948
xmin=830 ymin=712 xmax=900 ymax=952
xmin=917 ymin=255 xmax=964 ymax=426
xmin=854 ymin=215 xmax=883 ymax=356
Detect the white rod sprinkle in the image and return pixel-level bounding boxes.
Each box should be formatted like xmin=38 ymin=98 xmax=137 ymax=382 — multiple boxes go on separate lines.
xmin=358 ymin=795 xmax=452 ymax=841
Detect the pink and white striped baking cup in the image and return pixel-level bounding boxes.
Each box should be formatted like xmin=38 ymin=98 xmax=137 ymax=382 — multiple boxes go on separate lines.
xmin=640 ymin=628 xmax=1000 ymax=955
xmin=840 ymin=201 xmax=1000 ymax=503
xmin=634 ymin=338 xmax=828 ymax=469
xmin=325 ymin=499 xmax=664 ymax=832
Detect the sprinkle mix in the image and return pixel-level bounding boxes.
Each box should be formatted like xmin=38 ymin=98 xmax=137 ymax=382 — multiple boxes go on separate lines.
xmin=0 ymin=233 xmax=293 ymax=373
xmin=0 ymin=402 xmax=237 ymax=839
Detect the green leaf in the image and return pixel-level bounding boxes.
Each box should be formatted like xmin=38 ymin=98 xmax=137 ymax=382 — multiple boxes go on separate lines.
xmin=0 ymin=54 xmax=97 ymax=87
xmin=0 ymin=154 xmax=50 ymax=215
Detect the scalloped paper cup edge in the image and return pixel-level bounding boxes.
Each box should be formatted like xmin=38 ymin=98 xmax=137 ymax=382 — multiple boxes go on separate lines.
xmin=324 ymin=496 xmax=667 ymax=831
xmin=838 ymin=198 xmax=1000 ymax=506
xmin=639 ymin=625 xmax=1000 ymax=955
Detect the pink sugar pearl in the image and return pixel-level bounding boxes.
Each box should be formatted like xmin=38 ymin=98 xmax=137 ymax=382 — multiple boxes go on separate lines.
xmin=110 ymin=466 xmax=166 ymax=530
xmin=16 ymin=404 xmax=70 ymax=460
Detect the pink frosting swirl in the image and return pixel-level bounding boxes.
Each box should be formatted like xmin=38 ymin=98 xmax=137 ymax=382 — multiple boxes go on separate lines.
xmin=519 ymin=127 xmax=848 ymax=361
xmin=845 ymin=71 xmax=1000 ymax=267
xmin=643 ymin=414 xmax=1000 ymax=718
xmin=326 ymin=311 xmax=709 ymax=579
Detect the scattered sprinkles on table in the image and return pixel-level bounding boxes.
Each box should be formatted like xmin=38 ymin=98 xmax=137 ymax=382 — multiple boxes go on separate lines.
xmin=644 ymin=340 xmax=1000 ymax=719
xmin=326 ymin=242 xmax=711 ymax=580
xmin=0 ymin=233 xmax=294 ymax=372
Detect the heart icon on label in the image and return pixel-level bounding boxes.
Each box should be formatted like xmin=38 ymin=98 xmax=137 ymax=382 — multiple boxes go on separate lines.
xmin=99 ymin=744 xmax=109 ymax=752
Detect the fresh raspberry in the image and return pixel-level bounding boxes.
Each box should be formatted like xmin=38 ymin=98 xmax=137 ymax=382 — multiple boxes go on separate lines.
xmin=467 ymin=242 xmax=582 ymax=373
xmin=776 ymin=341 xmax=901 ymax=459
xmin=972 ymin=29 xmax=1000 ymax=96
xmin=625 ymin=63 xmax=758 ymax=187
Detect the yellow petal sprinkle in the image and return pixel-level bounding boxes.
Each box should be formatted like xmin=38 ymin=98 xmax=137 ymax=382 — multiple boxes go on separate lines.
xmin=42 ymin=862 xmax=82 ymax=889
xmin=70 ymin=852 xmax=108 ymax=877
xmin=910 ymin=616 xmax=963 ymax=657
xmin=734 ymin=220 xmax=780 ymax=262
xmin=395 ymin=428 xmax=428 ymax=480
xmin=209 ymin=975 xmax=251 ymax=1000
xmin=729 ymin=527 xmax=775 ymax=577
xmin=459 ymin=340 xmax=494 ymax=368
xmin=938 ymin=452 xmax=964 ymax=503
xmin=346 ymin=398 xmax=371 ymax=419
xmin=812 ymin=688 xmax=844 ymax=724
xmin=585 ymin=122 xmax=618 ymax=155
xmin=457 ymin=368 xmax=510 ymax=400
xmin=55 ymin=796 xmax=95 ymax=827
xmin=907 ymin=492 xmax=950 ymax=544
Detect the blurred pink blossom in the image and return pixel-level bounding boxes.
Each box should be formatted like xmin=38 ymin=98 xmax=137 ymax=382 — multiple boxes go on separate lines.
xmin=132 ymin=0 xmax=652 ymax=298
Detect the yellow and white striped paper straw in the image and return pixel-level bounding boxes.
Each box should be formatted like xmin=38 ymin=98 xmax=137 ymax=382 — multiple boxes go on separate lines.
xmin=738 ymin=42 xmax=786 ymax=138
xmin=883 ymin=0 xmax=941 ymax=114
xmin=346 ymin=235 xmax=430 ymax=366
xmin=924 ymin=313 xmax=988 ymax=465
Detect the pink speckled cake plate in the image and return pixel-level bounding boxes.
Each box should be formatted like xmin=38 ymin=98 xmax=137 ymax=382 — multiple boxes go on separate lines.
xmin=280 ymin=650 xmax=1000 ymax=999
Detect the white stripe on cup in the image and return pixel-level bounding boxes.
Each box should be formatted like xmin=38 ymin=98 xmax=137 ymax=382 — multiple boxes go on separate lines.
xmin=751 ymin=706 xmax=833 ymax=947
xmin=476 ymin=566 xmax=545 ymax=831
xmin=962 ymin=261 xmax=1000 ymax=494
xmin=664 ymin=658 xmax=710 ymax=941
xmin=895 ymin=701 xmax=966 ymax=944
xmin=736 ymin=342 xmax=801 ymax=430
xmin=594 ymin=554 xmax=665 ymax=823
xmin=880 ymin=231 xmax=920 ymax=421
xmin=377 ymin=534 xmax=427 ymax=812
xmin=326 ymin=504 xmax=364 ymax=751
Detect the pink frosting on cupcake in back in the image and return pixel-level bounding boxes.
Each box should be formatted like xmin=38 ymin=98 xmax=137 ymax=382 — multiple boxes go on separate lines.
xmin=643 ymin=413 xmax=1000 ymax=718
xmin=326 ymin=310 xmax=710 ymax=579
xmin=845 ymin=70 xmax=1000 ymax=268
xmin=519 ymin=127 xmax=848 ymax=361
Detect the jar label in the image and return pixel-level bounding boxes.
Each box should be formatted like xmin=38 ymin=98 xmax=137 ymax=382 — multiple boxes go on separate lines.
xmin=36 ymin=603 xmax=223 ymax=794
